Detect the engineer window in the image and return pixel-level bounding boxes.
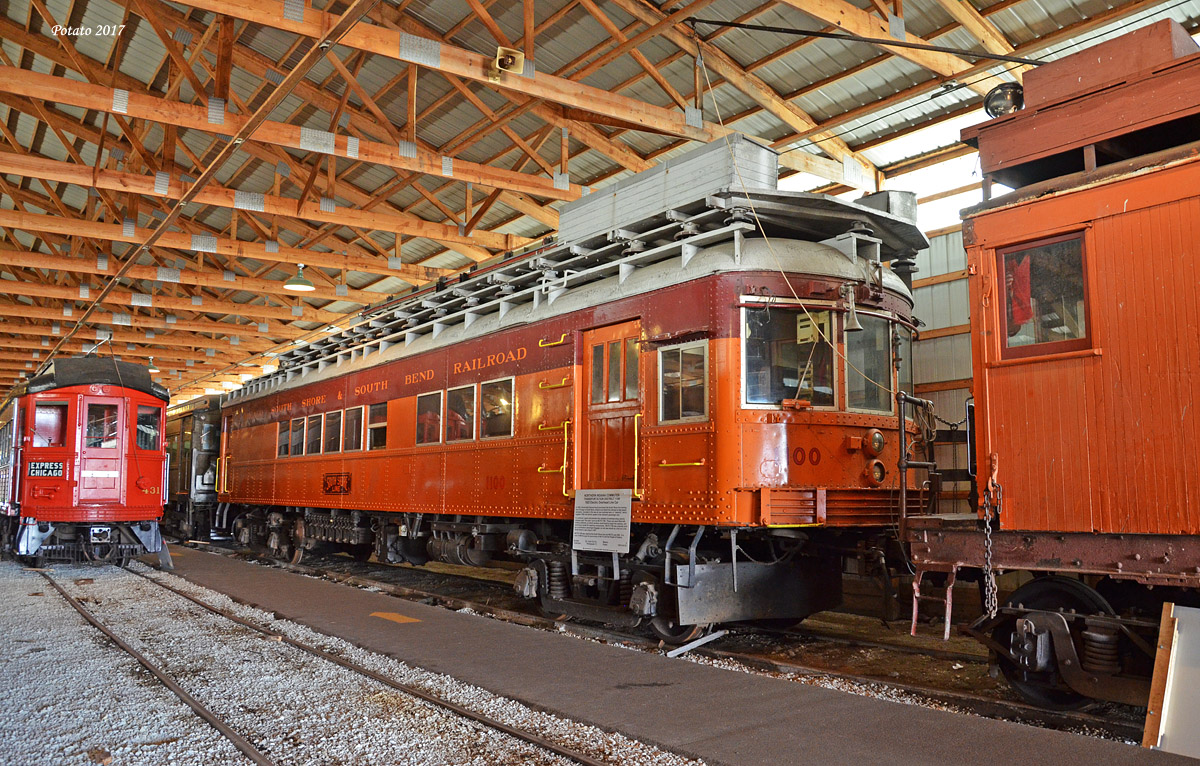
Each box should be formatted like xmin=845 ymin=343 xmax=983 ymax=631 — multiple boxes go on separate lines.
xmin=1000 ymin=234 xmax=1089 ymax=357
xmin=659 ymin=342 xmax=707 ymax=423
xmin=86 ymin=404 xmax=119 ymax=448
xmin=289 ymin=417 xmax=305 ymax=456
xmin=480 ymin=378 xmax=514 ymax=438
xmin=896 ymin=326 xmax=914 ymax=399
xmin=415 ymin=393 xmax=441 ymax=445
xmin=136 ymin=406 xmax=161 ymax=451
xmin=33 ymin=402 xmax=68 ymax=448
xmin=277 ymin=422 xmax=289 ymax=457
xmin=744 ymin=308 xmax=834 ymax=407
xmin=306 ymin=414 xmax=322 ymax=455
xmin=368 ymin=403 xmax=388 ymax=450
xmin=324 ymin=411 xmax=342 ymax=453
xmin=446 ymin=385 xmax=475 ymax=442
xmin=846 ymin=315 xmax=893 ymax=414
xmin=342 ymin=407 xmax=363 ymax=451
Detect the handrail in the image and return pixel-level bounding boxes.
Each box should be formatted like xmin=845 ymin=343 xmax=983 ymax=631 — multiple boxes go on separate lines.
xmin=657 ymin=458 xmax=706 ymax=467
xmin=538 ymin=376 xmax=571 ymax=390
xmin=538 ymin=333 xmax=569 ymax=348
xmin=535 ymin=420 xmax=572 ymax=497
xmin=538 ymin=421 xmax=568 ymax=431
xmin=633 ymin=413 xmax=643 ymax=499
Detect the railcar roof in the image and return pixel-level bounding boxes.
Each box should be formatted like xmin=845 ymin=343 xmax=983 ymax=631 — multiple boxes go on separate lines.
xmin=16 ymin=356 xmax=170 ymax=402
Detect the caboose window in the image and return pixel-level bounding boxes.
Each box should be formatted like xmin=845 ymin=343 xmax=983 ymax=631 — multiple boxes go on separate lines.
xmin=368 ymin=403 xmax=388 ymax=450
xmin=659 ymin=341 xmax=707 ymax=423
xmin=306 ymin=414 xmax=322 ymax=454
xmin=290 ymin=417 xmax=305 ymax=456
xmin=324 ymin=411 xmax=342 ymax=453
xmin=277 ymin=421 xmax=289 ymax=457
xmin=743 ymin=308 xmax=834 ymax=407
xmin=415 ymin=394 xmax=441 ymax=445
xmin=33 ymin=402 xmax=68 ymax=447
xmin=136 ymin=406 xmax=161 ymax=450
xmin=846 ymin=315 xmax=893 ymax=414
xmin=343 ymin=407 xmax=364 ymax=451
xmin=446 ymin=385 xmax=475 ymax=442
xmin=999 ymin=234 xmax=1089 ymax=358
xmin=85 ymin=404 xmax=119 ymax=448
xmin=480 ymin=378 xmax=514 ymax=438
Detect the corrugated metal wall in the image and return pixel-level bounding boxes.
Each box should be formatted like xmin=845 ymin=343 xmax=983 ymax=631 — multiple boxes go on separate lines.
xmin=911 ymin=227 xmax=973 ymax=511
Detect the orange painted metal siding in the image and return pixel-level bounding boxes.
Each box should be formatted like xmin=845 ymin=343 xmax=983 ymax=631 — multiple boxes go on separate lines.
xmin=967 ymin=157 xmax=1200 ymax=534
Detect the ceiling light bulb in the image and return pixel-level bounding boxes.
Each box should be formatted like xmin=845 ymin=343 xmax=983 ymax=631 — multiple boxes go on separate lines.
xmin=283 ymin=263 xmax=316 ymax=292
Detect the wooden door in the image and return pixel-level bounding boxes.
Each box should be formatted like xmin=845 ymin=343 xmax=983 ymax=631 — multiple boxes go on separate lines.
xmin=579 ymin=320 xmax=642 ymax=489
xmin=79 ymin=396 xmax=124 ymax=503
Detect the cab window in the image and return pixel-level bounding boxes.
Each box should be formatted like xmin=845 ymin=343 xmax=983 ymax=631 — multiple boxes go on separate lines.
xmin=846 ymin=315 xmax=893 ymax=413
xmin=659 ymin=341 xmax=707 ymax=423
xmin=744 ymin=307 xmax=834 ymax=407
xmin=85 ymin=403 xmax=119 ymax=448
xmin=33 ymin=402 xmax=68 ymax=447
xmin=136 ymin=406 xmax=161 ymax=450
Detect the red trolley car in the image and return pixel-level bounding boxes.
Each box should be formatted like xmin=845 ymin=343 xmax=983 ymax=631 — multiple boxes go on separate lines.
xmin=0 ymin=356 xmax=170 ymax=565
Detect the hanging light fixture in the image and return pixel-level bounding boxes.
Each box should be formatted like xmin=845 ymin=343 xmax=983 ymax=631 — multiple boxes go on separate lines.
xmin=283 ymin=263 xmax=316 ymax=292
xmin=148 ymin=357 xmax=160 ymax=373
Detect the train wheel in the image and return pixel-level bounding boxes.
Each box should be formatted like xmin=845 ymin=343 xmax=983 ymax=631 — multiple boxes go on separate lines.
xmin=992 ymin=576 xmax=1114 ymax=709
xmin=288 ymin=518 xmax=306 ymax=565
xmin=649 ymin=616 xmax=709 ymax=645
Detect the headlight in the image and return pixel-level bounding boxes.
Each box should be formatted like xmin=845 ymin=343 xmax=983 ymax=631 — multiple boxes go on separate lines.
xmin=864 ymin=460 xmax=886 ymax=486
xmin=865 ymin=429 xmax=886 ymax=456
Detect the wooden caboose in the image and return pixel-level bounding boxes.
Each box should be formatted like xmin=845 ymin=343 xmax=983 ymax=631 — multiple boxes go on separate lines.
xmin=907 ymin=20 xmax=1200 ymax=707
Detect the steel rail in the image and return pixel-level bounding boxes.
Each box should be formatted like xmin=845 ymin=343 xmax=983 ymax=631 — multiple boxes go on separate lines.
xmin=126 ymin=567 xmax=612 ymax=766
xmin=39 ymin=572 xmax=277 ymax=766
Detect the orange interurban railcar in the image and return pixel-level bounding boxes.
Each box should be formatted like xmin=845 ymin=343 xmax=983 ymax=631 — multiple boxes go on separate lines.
xmin=217 ymin=137 xmax=929 ymax=642
xmin=906 ymin=21 xmax=1200 ymax=707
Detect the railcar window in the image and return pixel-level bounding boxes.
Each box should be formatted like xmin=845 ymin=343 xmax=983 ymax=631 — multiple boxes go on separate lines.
xmin=1000 ymin=234 xmax=1088 ymax=356
xmin=324 ymin=411 xmax=342 ymax=453
xmin=659 ymin=342 xmax=707 ymax=422
xmin=415 ymin=393 xmax=441 ymax=445
xmin=85 ymin=404 xmax=119 ymax=448
xmin=607 ymin=340 xmax=622 ymax=402
xmin=290 ymin=417 xmax=305 ymax=456
xmin=590 ymin=345 xmax=604 ymax=404
xmin=343 ymin=407 xmax=363 ymax=451
xmin=277 ymin=422 xmax=289 ymax=457
xmin=33 ymin=402 xmax=68 ymax=448
xmin=625 ymin=338 xmax=639 ymax=400
xmin=136 ymin=406 xmax=161 ymax=450
xmin=368 ymin=403 xmax=388 ymax=450
xmin=744 ymin=308 xmax=834 ymax=407
xmin=446 ymin=385 xmax=475 ymax=442
xmin=306 ymin=414 xmax=322 ymax=454
xmin=896 ymin=326 xmax=914 ymax=398
xmin=846 ymin=315 xmax=893 ymax=413
xmin=480 ymin=378 xmax=514 ymax=438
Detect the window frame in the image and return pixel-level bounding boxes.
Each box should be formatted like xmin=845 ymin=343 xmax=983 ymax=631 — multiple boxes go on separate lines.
xmin=479 ymin=376 xmax=516 ymax=440
xmin=657 ymin=340 xmax=709 ymax=425
xmin=739 ymin=303 xmax=839 ymax=411
xmin=305 ymin=413 xmax=323 ymax=455
xmin=843 ymin=310 xmax=897 ymax=416
xmin=996 ymin=232 xmax=1092 ymax=360
xmin=415 ymin=391 xmax=443 ymax=446
xmin=31 ymin=400 xmax=70 ymax=448
xmin=135 ymin=405 xmax=162 ymax=451
xmin=445 ymin=384 xmax=477 ymax=443
xmin=277 ymin=421 xmax=289 ymax=457
xmin=342 ymin=406 xmax=364 ymax=452
xmin=289 ymin=417 xmax=305 ymax=456
xmin=323 ymin=410 xmax=342 ymax=454
xmin=367 ymin=402 xmax=389 ymax=451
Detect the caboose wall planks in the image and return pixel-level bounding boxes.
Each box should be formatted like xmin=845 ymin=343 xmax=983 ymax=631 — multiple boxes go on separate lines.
xmin=967 ymin=153 xmax=1200 ymax=536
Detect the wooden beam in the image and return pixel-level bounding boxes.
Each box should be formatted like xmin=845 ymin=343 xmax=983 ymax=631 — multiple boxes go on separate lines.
xmin=214 ymin=14 xmax=236 ymax=100
xmin=0 ymin=67 xmax=585 ymax=203
xmin=0 ymin=298 xmax=304 ymax=339
xmin=929 ymin=0 xmax=1029 ymax=80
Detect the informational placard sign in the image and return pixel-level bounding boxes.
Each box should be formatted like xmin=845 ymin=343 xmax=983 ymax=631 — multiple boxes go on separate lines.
xmin=571 ymin=489 xmax=632 ymax=553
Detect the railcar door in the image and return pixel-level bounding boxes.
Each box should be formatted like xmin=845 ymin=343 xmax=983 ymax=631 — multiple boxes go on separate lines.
xmin=79 ymin=397 xmax=124 ymax=503
xmin=579 ymin=320 xmax=642 ymax=490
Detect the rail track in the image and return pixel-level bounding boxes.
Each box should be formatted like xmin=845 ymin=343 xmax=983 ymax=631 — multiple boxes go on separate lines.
xmin=191 ymin=543 xmax=1145 ymax=743
xmin=45 ymin=564 xmax=619 ymax=766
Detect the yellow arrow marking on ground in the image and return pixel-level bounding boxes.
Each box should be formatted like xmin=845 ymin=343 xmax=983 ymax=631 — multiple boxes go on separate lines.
xmin=371 ymin=611 xmax=421 ymax=624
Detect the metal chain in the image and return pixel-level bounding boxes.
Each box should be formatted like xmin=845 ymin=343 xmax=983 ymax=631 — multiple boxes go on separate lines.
xmin=933 ymin=412 xmax=968 ymax=428
xmin=982 ymin=484 xmax=1001 ymax=619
